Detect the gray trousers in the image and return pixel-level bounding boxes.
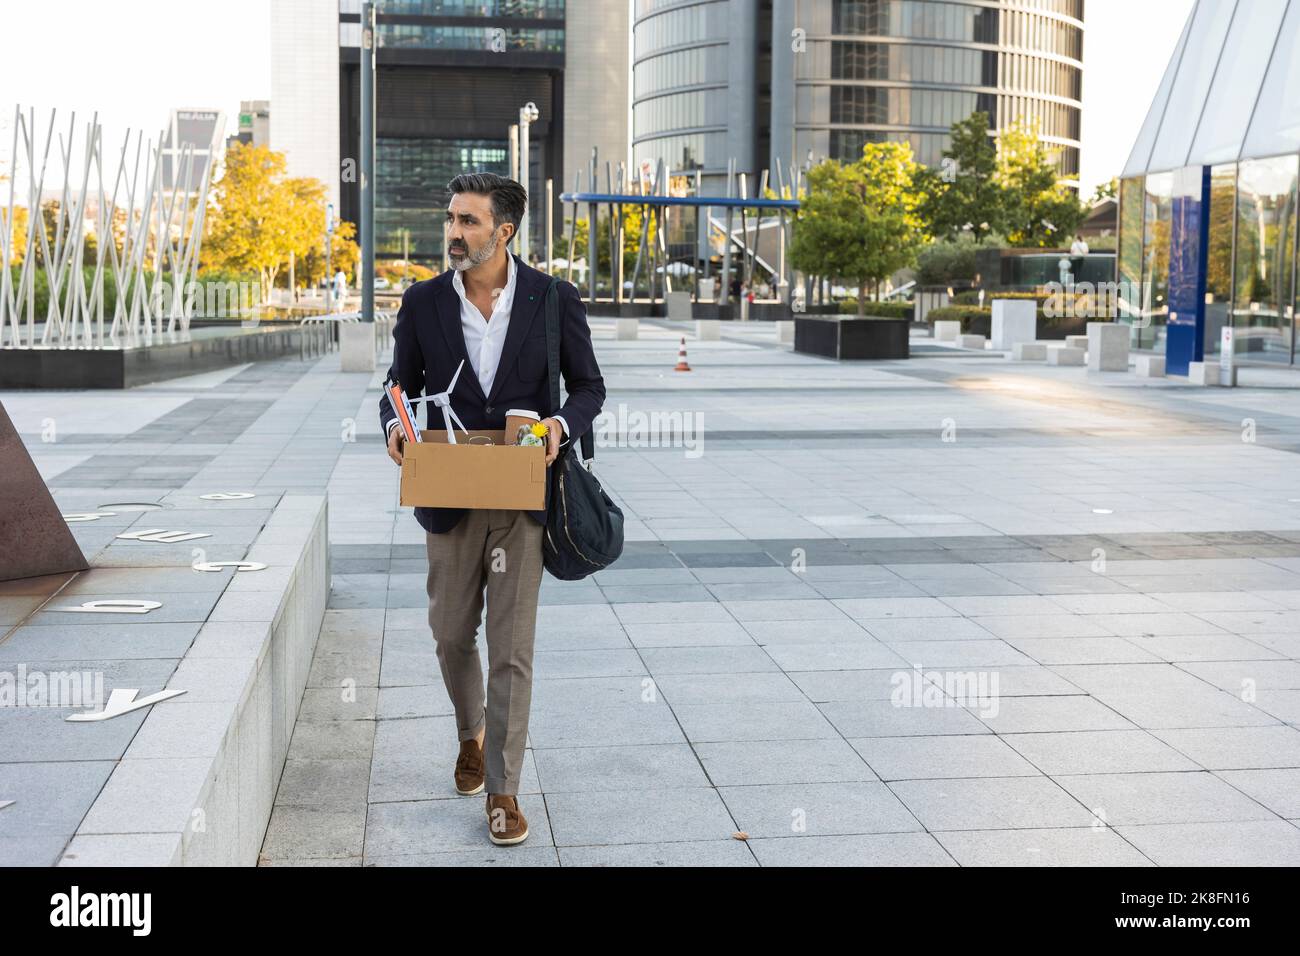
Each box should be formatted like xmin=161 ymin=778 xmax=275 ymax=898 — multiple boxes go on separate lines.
xmin=425 ymin=509 xmax=544 ymax=795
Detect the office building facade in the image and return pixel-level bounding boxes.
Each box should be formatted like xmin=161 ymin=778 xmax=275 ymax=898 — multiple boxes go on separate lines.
xmin=1117 ymin=0 xmax=1299 ymax=373
xmin=632 ymin=0 xmax=1084 ymax=195
xmin=272 ymin=0 xmax=628 ymax=267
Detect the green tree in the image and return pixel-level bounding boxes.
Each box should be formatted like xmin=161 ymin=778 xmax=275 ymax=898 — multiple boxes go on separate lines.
xmin=202 ymin=143 xmax=334 ymax=299
xmin=790 ymin=142 xmax=929 ymax=316
xmin=299 ymin=217 xmax=360 ymax=288
xmin=996 ymin=122 xmax=1086 ymax=247
xmin=917 ymin=111 xmax=1006 ymax=241
xmin=1 ymin=204 xmax=27 ymax=265
xmin=1090 ymin=176 xmax=1119 ymax=207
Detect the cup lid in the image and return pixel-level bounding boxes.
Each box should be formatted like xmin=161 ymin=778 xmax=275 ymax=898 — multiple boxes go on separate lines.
xmin=504 ymin=408 xmax=540 ymax=420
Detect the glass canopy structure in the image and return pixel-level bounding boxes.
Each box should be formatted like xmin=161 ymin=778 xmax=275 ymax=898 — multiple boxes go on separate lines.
xmin=1118 ymin=0 xmax=1300 ymax=373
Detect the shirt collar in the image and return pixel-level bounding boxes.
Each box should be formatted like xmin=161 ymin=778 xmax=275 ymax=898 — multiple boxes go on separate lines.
xmin=452 ymin=252 xmax=516 ymax=310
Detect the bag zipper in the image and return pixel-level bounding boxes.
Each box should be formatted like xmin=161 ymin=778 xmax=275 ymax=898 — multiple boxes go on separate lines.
xmin=557 ymin=469 xmax=603 ymax=568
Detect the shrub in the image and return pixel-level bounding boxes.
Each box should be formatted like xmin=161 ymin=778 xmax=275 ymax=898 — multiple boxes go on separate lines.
xmin=928 ymin=303 xmax=1108 ymax=330
xmin=837 ymin=299 xmax=913 ymax=318
xmin=952 ymin=289 xmax=1042 ymax=306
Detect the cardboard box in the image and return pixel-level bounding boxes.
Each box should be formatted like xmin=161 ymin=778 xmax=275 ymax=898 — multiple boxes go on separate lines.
xmin=399 ymin=430 xmax=547 ymax=510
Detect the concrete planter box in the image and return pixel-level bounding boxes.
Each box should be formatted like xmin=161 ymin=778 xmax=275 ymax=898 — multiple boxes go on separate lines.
xmin=0 ymin=324 xmax=334 ymax=389
xmin=794 ymin=316 xmax=909 ymax=360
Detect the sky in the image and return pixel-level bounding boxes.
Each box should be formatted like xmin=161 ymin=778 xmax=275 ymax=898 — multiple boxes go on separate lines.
xmin=0 ymin=0 xmax=1194 ymax=200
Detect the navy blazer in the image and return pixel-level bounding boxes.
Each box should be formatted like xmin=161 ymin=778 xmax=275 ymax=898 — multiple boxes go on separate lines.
xmin=378 ymin=254 xmax=606 ymax=534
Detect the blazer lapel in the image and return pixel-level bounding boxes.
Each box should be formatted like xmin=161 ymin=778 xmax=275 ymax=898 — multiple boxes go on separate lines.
xmin=487 ymin=257 xmax=547 ymax=406
xmin=434 ymin=275 xmax=487 ymax=404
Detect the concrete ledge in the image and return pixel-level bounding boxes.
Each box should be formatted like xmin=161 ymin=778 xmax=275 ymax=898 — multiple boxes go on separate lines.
xmin=60 ymin=495 xmax=329 ymax=867
xmin=1012 ymin=342 xmax=1048 ymax=361
xmin=1064 ymin=335 xmax=1089 ymax=351
xmin=1048 ymin=345 xmax=1086 ymax=366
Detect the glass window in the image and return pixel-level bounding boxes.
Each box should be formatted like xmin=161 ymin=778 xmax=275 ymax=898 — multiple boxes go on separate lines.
xmin=1139 ymin=171 xmax=1173 ymax=350
xmin=378 ymin=0 xmax=564 ymax=15
xmin=1117 ymin=175 xmax=1144 ymax=325
xmin=376 ymin=138 xmax=509 ymax=262
xmin=1232 ymin=154 xmax=1299 ymax=363
xmin=1203 ymin=164 xmax=1236 ymax=356
xmin=379 ymin=23 xmax=564 ymax=52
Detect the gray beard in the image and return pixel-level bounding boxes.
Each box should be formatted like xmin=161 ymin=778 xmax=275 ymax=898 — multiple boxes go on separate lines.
xmin=449 ymin=230 xmax=499 ymax=272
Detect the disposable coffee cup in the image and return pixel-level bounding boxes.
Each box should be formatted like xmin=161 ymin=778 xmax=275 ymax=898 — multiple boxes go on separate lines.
xmin=504 ymin=408 xmax=541 ymax=444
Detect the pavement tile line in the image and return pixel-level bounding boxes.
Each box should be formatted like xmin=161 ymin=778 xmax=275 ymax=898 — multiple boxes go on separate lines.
xmin=0 ymin=573 xmax=79 ymax=648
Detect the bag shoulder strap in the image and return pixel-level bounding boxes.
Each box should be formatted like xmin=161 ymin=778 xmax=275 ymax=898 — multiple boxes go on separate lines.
xmin=543 ymin=277 xmax=594 ymax=463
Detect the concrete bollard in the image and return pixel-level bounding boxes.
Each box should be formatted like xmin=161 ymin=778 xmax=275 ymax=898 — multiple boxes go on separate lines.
xmin=616 ymin=318 xmax=639 ymax=341
xmin=1135 ymin=354 xmax=1166 ymax=377
xmin=1012 ymin=342 xmax=1048 ymax=361
xmin=991 ymin=299 xmax=1037 ymax=350
xmin=1064 ymin=334 xmax=1089 ymax=351
xmin=1048 ymin=345 xmax=1086 ymax=366
xmin=775 ymin=320 xmax=794 ymax=344
xmin=695 ymin=319 xmax=721 ymax=341
xmin=1087 ymin=322 xmax=1130 ymax=372
xmin=934 ymin=320 xmax=961 ymax=342
xmin=957 ymin=334 xmax=987 ymax=350
xmin=340 ymin=321 xmax=376 ymax=372
xmin=666 ymin=291 xmax=693 ymax=321
xmin=1188 ymin=361 xmax=1221 ymax=386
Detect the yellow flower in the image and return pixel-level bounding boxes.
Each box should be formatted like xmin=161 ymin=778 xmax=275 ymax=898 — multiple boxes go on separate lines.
xmin=530 ymin=422 xmax=548 ymax=438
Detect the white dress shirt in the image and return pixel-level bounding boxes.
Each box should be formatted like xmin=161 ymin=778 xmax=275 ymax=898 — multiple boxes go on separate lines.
xmin=388 ymin=255 xmax=567 ymax=438
xmin=455 ymin=249 xmax=517 ymax=398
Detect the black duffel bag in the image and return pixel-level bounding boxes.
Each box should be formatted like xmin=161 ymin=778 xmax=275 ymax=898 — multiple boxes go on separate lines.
xmin=540 ymin=277 xmax=624 ymax=580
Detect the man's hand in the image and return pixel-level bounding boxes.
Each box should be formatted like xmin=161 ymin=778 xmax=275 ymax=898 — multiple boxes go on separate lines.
xmin=540 ymin=417 xmax=563 ymax=466
xmin=387 ymin=426 xmax=406 ymax=466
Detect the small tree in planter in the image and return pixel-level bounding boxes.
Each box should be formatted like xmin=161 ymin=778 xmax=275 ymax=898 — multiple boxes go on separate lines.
xmin=790 ymin=142 xmax=928 ymax=317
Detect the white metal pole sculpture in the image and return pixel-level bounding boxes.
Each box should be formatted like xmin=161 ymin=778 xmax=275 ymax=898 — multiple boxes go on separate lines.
xmin=0 ymin=106 xmax=218 ymax=350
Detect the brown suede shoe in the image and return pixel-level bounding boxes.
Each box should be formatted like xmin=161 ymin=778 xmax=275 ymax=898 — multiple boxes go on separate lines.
xmin=454 ymin=738 xmax=485 ymax=796
xmin=485 ymin=794 xmax=529 ymax=846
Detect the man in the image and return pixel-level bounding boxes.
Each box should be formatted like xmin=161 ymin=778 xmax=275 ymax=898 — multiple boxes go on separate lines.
xmin=378 ymin=173 xmax=604 ymax=846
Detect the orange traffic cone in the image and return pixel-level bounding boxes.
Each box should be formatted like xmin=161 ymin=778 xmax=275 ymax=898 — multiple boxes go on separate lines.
xmin=674 ymin=337 xmax=692 ymax=372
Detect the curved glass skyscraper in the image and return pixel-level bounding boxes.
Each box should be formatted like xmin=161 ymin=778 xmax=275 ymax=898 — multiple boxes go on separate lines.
xmin=633 ymin=0 xmax=1084 ymax=193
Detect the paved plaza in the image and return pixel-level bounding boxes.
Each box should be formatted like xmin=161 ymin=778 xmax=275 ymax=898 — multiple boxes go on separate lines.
xmin=5 ymin=320 xmax=1300 ymax=866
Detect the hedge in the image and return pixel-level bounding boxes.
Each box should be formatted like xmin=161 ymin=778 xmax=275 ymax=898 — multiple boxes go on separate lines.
xmin=951 ymin=289 xmax=1042 ymax=306
xmin=926 ymin=306 xmax=997 ymax=329
xmin=928 ymin=304 xmax=1114 ymax=331
xmin=836 ymin=300 xmax=913 ymax=318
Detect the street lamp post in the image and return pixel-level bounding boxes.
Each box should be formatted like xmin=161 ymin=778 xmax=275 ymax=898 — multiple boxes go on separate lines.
xmin=518 ymin=101 xmax=539 ymax=264
xmin=325 ymin=202 xmax=335 ymax=312
xmin=360 ymin=0 xmax=376 ymax=322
